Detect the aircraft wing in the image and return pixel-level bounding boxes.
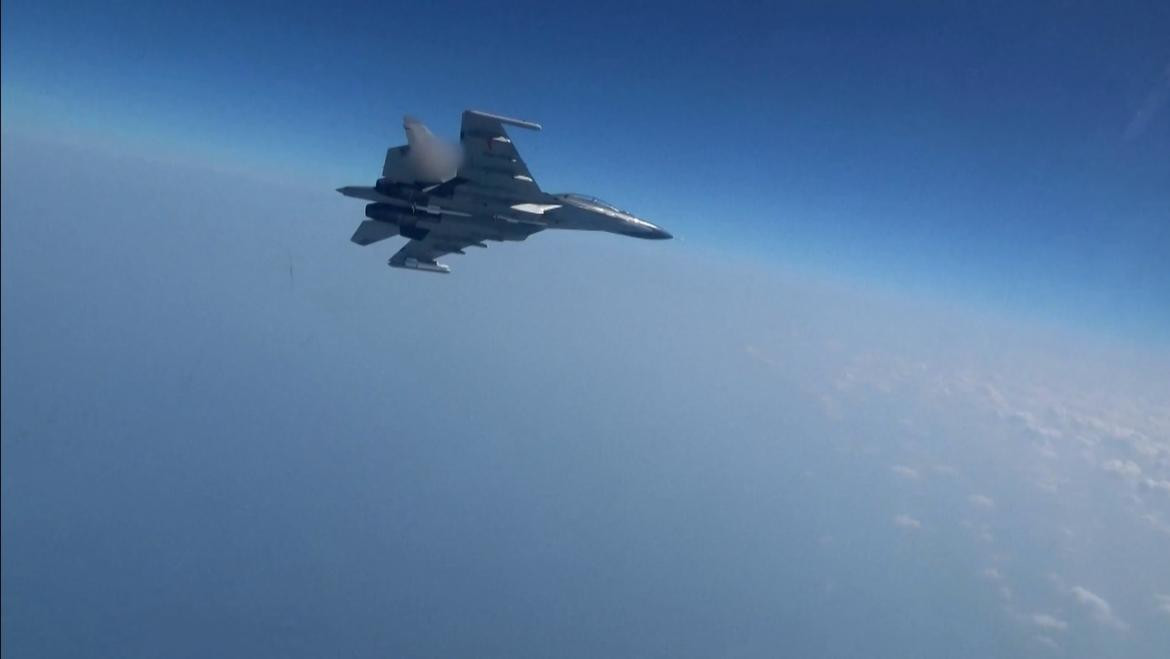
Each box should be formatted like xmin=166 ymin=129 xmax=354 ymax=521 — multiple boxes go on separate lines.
xmin=388 ymin=218 xmax=543 ymax=273
xmin=457 ymin=110 xmax=543 ymax=197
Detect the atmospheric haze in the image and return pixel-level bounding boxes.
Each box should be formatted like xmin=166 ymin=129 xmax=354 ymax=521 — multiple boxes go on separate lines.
xmin=3 ymin=133 xmax=1169 ymax=658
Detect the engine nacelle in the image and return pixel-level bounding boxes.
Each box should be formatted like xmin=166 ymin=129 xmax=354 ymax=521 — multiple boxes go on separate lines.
xmin=365 ymin=202 xmax=405 ymax=223
xmin=399 ymin=224 xmax=430 ymax=241
xmin=374 ymin=178 xmax=406 ymax=198
xmin=364 ymin=203 xmax=432 ymax=240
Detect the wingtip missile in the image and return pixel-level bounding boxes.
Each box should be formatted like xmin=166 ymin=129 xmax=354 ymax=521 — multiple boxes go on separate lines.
xmin=465 ymin=109 xmax=542 ymax=131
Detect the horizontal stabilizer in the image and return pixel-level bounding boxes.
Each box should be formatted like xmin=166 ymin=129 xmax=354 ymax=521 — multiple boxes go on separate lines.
xmin=350 ymin=220 xmax=399 ymax=246
xmin=337 ymin=186 xmax=383 ymax=202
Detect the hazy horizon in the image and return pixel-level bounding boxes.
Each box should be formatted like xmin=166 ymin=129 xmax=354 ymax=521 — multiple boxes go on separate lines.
xmin=3 ymin=2 xmax=1169 ymax=657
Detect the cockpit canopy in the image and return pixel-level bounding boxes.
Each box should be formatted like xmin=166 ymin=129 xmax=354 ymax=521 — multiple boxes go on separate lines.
xmin=557 ymin=193 xmax=628 ymax=214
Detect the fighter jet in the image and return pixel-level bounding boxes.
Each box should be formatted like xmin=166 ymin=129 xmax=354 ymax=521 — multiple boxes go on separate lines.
xmin=338 ymin=110 xmax=671 ymax=273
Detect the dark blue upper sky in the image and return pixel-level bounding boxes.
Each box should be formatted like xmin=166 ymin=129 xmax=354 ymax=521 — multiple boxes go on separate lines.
xmin=3 ymin=0 xmax=1168 ymax=339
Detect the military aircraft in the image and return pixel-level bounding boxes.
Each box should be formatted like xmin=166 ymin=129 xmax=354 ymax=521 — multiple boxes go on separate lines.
xmin=338 ymin=110 xmax=671 ymax=273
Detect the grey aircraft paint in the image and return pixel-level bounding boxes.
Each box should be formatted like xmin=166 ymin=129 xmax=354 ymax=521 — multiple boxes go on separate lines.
xmin=338 ymin=110 xmax=671 ymax=273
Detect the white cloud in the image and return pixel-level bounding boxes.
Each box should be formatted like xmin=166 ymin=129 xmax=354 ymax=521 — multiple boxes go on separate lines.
xmin=963 ymin=519 xmax=994 ymax=543
xmin=893 ymin=514 xmax=921 ymax=530
xmin=979 ymin=568 xmax=1013 ymax=600
xmin=1142 ymin=512 xmax=1170 ymax=535
xmin=1070 ymin=586 xmax=1128 ymax=631
xmin=968 ymin=494 xmax=995 ymax=509
xmin=1144 ymin=478 xmax=1170 ymax=495
xmin=1102 ymin=459 xmax=1142 ymax=480
xmin=1013 ymin=410 xmax=1064 ymax=439
xmin=1031 ymin=613 xmax=1069 ymax=631
xmin=1033 ymin=635 xmax=1061 ymax=652
xmin=1155 ymin=594 xmax=1170 ymax=619
xmin=890 ymin=464 xmax=919 ymax=480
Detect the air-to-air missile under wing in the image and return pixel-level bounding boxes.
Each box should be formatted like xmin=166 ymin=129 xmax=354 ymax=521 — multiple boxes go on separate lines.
xmin=337 ymin=110 xmax=672 ymax=273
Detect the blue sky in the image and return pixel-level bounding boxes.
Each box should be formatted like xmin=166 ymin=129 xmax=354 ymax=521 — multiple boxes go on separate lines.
xmin=3 ymin=0 xmax=1168 ymax=338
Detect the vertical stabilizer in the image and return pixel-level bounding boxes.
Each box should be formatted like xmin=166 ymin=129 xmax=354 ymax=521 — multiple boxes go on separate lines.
xmin=403 ymin=115 xmax=434 ymax=149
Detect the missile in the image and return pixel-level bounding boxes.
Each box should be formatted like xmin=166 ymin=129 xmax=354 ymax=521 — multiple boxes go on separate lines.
xmin=366 ymin=201 xmax=470 ymax=223
xmin=389 ymin=256 xmax=450 ymax=274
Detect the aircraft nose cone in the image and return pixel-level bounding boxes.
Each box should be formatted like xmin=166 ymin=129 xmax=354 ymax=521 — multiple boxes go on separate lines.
xmin=648 ymin=226 xmax=673 ymax=240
